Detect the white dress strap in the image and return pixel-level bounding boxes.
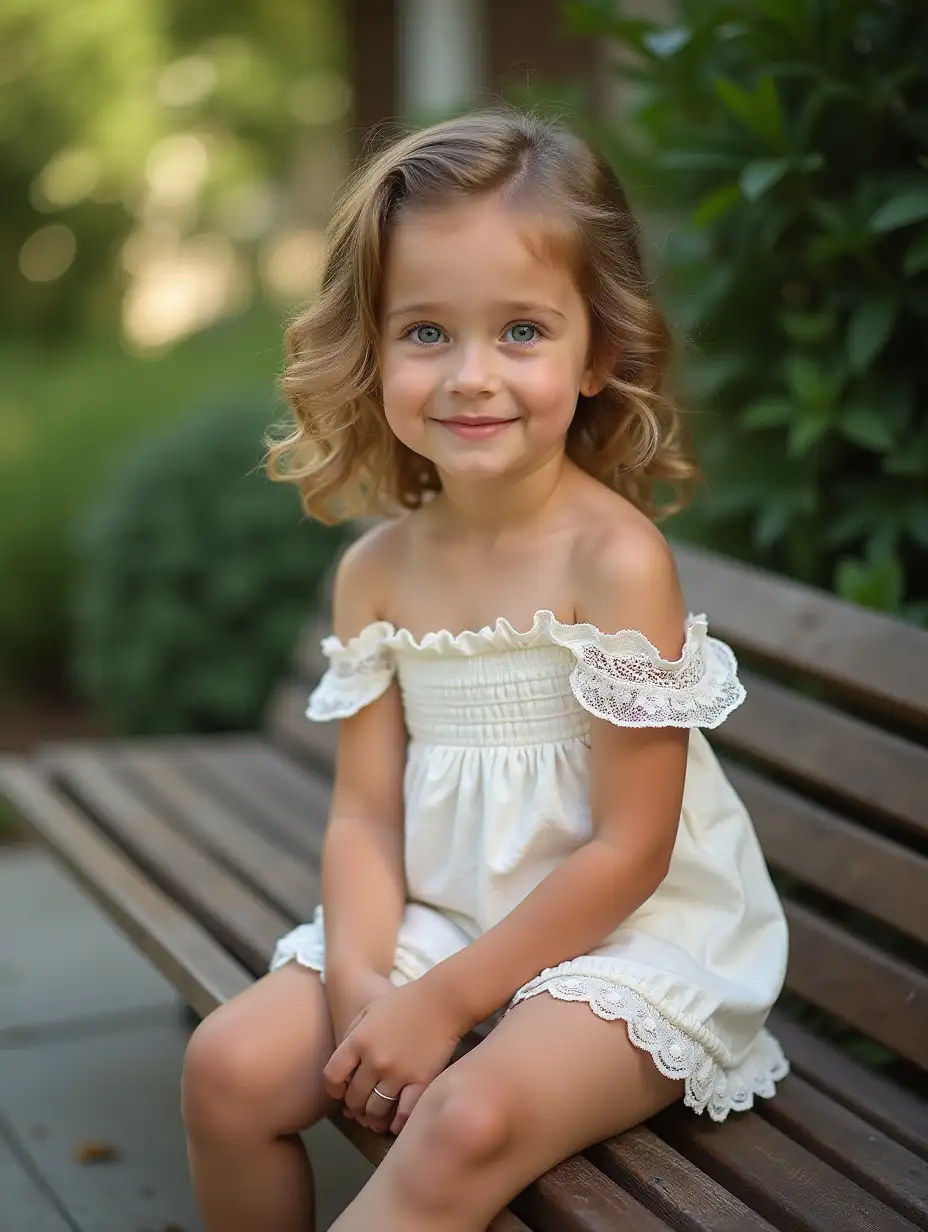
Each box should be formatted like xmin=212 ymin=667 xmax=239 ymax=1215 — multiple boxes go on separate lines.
xmin=306 ymin=622 xmax=395 ymax=721
xmin=552 ymin=616 xmax=745 ymax=730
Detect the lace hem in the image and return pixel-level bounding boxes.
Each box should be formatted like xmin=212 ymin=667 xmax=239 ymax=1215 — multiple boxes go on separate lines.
xmin=510 ymin=972 xmax=788 ymax=1122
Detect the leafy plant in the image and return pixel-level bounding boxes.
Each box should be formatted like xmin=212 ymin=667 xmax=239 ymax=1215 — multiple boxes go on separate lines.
xmin=0 ymin=306 xmax=283 ymax=698
xmin=72 ymin=395 xmax=348 ymax=735
xmin=570 ymin=0 xmax=928 ymax=620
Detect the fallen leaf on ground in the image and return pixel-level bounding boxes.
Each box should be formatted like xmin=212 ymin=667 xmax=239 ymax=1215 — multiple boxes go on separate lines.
xmin=73 ymin=1139 xmax=119 ymax=1165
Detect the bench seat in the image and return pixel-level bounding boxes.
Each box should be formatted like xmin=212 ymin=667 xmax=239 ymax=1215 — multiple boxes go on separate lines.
xmin=2 ymin=540 xmax=927 ymax=1230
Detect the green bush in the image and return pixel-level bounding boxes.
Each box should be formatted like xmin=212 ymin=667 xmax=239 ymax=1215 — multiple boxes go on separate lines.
xmin=72 ymin=396 xmax=348 ymax=735
xmin=570 ymin=0 xmax=928 ymax=621
xmin=0 ymin=307 xmax=283 ymax=698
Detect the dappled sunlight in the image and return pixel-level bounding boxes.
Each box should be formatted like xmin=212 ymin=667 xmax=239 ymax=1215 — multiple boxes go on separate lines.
xmin=121 ymin=231 xmax=250 ymax=349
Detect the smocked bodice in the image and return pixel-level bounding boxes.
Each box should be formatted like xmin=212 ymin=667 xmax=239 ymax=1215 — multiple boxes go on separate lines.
xmin=397 ymin=646 xmax=588 ymax=746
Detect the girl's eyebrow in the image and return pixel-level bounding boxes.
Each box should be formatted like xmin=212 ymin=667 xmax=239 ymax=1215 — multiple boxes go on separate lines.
xmin=386 ymin=301 xmax=567 ymax=321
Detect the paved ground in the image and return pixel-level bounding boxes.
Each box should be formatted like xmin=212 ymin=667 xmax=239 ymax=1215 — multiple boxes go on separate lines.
xmin=0 ymin=846 xmax=372 ymax=1231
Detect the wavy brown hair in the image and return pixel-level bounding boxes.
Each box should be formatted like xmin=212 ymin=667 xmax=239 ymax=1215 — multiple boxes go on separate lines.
xmin=267 ymin=108 xmax=697 ymax=522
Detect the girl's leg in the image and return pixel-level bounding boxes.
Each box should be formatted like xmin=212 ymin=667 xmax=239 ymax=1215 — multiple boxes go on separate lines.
xmin=181 ymin=964 xmax=336 ymax=1232
xmin=331 ymin=992 xmax=684 ymax=1232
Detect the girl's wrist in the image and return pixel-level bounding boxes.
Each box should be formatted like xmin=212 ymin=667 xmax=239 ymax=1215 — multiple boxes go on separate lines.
xmin=421 ymin=959 xmax=494 ymax=1034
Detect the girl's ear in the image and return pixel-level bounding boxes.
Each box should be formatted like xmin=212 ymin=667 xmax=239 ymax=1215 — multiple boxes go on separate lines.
xmin=579 ymin=364 xmax=609 ymax=398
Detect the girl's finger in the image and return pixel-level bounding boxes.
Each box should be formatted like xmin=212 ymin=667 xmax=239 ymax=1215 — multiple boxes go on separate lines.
xmin=344 ymin=1057 xmax=381 ymax=1118
xmin=364 ymin=1083 xmax=402 ymax=1130
xmin=390 ymin=1082 xmax=426 ymax=1135
xmin=323 ymin=1040 xmax=359 ymax=1099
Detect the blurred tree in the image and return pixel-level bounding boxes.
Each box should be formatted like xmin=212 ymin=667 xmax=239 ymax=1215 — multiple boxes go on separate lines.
xmin=0 ymin=0 xmax=344 ymax=341
xmin=570 ymin=0 xmax=928 ymax=621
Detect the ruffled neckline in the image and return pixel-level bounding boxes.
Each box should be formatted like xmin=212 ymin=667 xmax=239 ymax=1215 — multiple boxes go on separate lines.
xmin=323 ymin=609 xmax=712 ymax=666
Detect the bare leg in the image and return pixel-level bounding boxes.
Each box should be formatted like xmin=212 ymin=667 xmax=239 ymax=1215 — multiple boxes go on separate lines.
xmin=181 ymin=965 xmax=336 ymax=1232
xmin=331 ymin=993 xmax=684 ymax=1232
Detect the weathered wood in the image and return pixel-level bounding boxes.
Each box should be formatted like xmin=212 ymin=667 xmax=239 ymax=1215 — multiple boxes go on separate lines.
xmin=587 ymin=1128 xmax=778 ymax=1231
xmin=768 ymin=1012 xmax=928 ymax=1161
xmin=0 ymin=760 xmax=251 ymax=1019
xmin=716 ymin=673 xmax=928 ymax=841
xmin=184 ymin=740 xmax=330 ymax=864
xmin=758 ymin=1075 xmax=928 ymax=1226
xmin=39 ymin=747 xmax=287 ymax=973
xmin=727 ymin=764 xmax=928 ymax=945
xmin=782 ymin=901 xmax=928 ymax=1069
xmin=115 ymin=747 xmax=324 ymax=922
xmin=674 ymin=542 xmax=928 ymax=728
xmin=511 ymin=1154 xmax=675 ymax=1231
xmin=657 ymin=1104 xmax=920 ymax=1232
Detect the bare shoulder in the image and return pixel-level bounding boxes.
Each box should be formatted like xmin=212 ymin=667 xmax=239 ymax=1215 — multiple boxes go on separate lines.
xmin=571 ymin=489 xmax=685 ymax=659
xmin=330 ymin=515 xmax=413 ymax=639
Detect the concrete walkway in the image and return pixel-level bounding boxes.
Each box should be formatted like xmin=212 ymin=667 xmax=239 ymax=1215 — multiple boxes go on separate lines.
xmin=0 ymin=846 xmax=372 ymax=1231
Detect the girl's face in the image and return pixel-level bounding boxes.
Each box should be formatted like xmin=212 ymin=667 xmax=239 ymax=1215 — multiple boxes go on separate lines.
xmin=378 ymin=196 xmax=599 ymax=486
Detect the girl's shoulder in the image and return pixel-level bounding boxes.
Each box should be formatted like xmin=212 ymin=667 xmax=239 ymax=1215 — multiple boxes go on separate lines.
xmin=331 ymin=510 xmax=432 ymax=638
xmin=568 ymin=485 xmax=684 ymax=662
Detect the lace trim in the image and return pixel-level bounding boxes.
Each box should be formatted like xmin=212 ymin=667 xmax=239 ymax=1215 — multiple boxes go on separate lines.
xmin=306 ymin=623 xmax=395 ymax=721
xmin=565 ymin=632 xmax=745 ymax=730
xmin=304 ymin=611 xmax=745 ymax=729
xmin=510 ymin=973 xmax=789 ymax=1122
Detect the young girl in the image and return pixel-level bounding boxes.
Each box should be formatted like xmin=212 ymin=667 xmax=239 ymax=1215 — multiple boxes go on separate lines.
xmin=181 ymin=109 xmax=789 ymax=1232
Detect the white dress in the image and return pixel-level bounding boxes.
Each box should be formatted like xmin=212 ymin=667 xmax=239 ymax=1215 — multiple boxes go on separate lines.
xmin=271 ymin=610 xmax=790 ymax=1121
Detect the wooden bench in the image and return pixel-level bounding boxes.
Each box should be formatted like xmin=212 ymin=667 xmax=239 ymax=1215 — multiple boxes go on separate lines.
xmin=2 ymin=541 xmax=927 ymax=1231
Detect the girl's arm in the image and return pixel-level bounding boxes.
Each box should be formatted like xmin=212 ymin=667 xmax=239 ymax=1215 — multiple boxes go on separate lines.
xmin=319 ymin=532 xmax=408 ymax=1014
xmin=423 ymin=526 xmax=690 ymax=1030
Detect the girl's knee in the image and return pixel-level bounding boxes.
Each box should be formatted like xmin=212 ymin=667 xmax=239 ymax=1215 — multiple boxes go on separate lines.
xmin=181 ymin=1010 xmax=262 ymax=1139
xmin=398 ymin=1074 xmax=513 ymax=1206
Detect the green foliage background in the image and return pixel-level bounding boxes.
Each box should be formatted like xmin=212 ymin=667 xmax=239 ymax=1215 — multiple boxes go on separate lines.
xmin=0 ymin=309 xmax=284 ymax=698
xmin=72 ymin=397 xmax=348 ymax=735
xmin=1 ymin=0 xmax=341 ymax=340
xmin=570 ymin=0 xmax=928 ymax=621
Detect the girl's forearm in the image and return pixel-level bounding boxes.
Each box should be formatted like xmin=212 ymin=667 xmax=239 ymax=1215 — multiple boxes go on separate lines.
xmin=424 ymin=838 xmax=670 ymax=1030
xmin=321 ymin=814 xmax=406 ymax=982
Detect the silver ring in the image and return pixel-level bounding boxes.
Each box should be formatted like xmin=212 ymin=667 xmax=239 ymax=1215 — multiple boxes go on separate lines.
xmin=372 ymin=1086 xmax=399 ymax=1103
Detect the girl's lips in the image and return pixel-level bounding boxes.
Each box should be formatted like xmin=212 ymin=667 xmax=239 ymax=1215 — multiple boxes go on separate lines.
xmin=435 ymin=418 xmax=518 ymax=439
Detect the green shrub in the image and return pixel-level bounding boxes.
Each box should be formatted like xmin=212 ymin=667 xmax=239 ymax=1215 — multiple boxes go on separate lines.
xmin=570 ymin=0 xmax=928 ymax=621
xmin=72 ymin=396 xmax=348 ymax=735
xmin=0 ymin=307 xmax=283 ymax=698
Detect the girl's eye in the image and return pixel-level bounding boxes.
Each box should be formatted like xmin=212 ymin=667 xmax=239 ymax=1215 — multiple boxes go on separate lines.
xmin=504 ymin=322 xmax=539 ymax=345
xmin=408 ymin=324 xmax=446 ymax=345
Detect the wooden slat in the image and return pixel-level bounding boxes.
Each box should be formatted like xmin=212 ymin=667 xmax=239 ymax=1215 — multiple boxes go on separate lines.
xmin=185 ymin=741 xmax=331 ymax=863
xmin=657 ymin=1104 xmax=919 ymax=1232
xmin=782 ymin=900 xmax=928 ymax=1068
xmin=726 ymin=764 xmax=928 ymax=945
xmin=770 ymin=1012 xmax=928 ymax=1161
xmin=0 ymin=759 xmax=252 ymax=1018
xmin=674 ymin=542 xmax=928 ymax=728
xmin=587 ymin=1128 xmax=778 ymax=1231
xmin=115 ymin=748 xmax=323 ymax=923
xmin=39 ymin=747 xmax=288 ymax=974
xmin=715 ymin=673 xmax=928 ymax=840
xmin=758 ymin=1076 xmax=928 ymax=1226
xmin=511 ymin=1155 xmax=675 ymax=1231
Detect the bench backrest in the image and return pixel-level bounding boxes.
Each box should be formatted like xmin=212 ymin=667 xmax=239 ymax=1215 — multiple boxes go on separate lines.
xmin=265 ymin=541 xmax=928 ymax=1076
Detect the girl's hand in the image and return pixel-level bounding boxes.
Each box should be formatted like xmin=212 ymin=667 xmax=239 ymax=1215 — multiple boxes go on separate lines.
xmin=325 ymin=967 xmax=395 ymax=1046
xmin=324 ymin=978 xmax=466 ymax=1135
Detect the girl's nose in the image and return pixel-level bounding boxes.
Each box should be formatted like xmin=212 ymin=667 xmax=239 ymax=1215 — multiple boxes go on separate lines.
xmin=445 ymin=344 xmax=500 ymax=397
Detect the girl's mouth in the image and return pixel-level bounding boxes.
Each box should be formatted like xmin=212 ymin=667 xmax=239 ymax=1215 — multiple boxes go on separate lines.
xmin=435 ymin=417 xmax=518 ymax=439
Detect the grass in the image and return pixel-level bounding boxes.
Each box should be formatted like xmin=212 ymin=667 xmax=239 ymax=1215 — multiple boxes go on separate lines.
xmin=0 ymin=304 xmax=289 ymax=695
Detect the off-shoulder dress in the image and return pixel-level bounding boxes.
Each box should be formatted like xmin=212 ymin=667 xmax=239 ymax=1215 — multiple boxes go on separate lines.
xmin=271 ymin=611 xmax=789 ymax=1121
